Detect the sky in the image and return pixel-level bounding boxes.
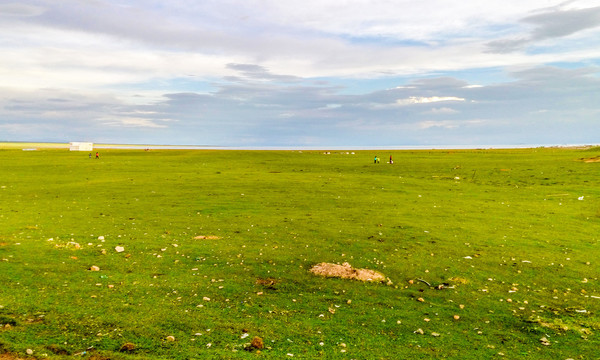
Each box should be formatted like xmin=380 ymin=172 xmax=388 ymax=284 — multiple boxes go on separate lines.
xmin=1 ymin=0 xmax=599 ymax=148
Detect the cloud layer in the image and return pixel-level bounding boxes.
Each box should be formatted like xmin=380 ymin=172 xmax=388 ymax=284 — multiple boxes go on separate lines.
xmin=1 ymin=0 xmax=599 ymax=147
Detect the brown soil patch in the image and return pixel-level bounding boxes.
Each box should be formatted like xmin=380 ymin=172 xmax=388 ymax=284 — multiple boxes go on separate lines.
xmin=582 ymin=157 xmax=600 ymax=163
xmin=256 ymin=278 xmax=278 ymax=287
xmin=310 ymin=262 xmax=386 ymax=282
xmin=0 ymin=354 xmax=24 ymax=360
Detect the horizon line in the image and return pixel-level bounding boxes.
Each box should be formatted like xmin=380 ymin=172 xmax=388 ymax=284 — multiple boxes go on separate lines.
xmin=1 ymin=141 xmax=598 ymax=151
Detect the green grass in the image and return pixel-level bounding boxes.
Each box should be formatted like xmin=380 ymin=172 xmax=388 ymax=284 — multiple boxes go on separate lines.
xmin=0 ymin=147 xmax=599 ymax=359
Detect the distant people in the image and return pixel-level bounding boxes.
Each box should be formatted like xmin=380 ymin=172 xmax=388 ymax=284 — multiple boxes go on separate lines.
xmin=389 ymin=155 xmax=393 ymax=164
xmin=374 ymin=156 xmax=377 ymax=164
xmin=89 ymin=153 xmax=92 ymax=159
xmin=95 ymin=152 xmax=99 ymax=159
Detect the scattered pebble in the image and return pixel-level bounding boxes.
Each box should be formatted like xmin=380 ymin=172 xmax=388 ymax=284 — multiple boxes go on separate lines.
xmin=251 ymin=336 xmax=264 ymax=349
xmin=166 ymin=336 xmax=175 ymax=342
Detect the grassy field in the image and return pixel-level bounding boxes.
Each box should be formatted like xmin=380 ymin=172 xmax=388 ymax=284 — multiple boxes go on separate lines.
xmin=0 ymin=147 xmax=599 ymax=359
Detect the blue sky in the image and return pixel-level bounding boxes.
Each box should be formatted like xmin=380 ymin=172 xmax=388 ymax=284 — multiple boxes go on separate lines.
xmin=1 ymin=0 xmax=599 ymax=147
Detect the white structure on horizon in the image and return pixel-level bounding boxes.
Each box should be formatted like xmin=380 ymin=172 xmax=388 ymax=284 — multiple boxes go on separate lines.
xmin=69 ymin=142 xmax=94 ymax=151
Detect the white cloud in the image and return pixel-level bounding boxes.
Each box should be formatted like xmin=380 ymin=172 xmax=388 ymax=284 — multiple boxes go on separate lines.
xmin=418 ymin=119 xmax=485 ymax=130
xmin=424 ymin=107 xmax=460 ymax=115
xmin=103 ymin=117 xmax=171 ymax=128
xmin=396 ymin=96 xmax=465 ymax=106
xmin=0 ymin=3 xmax=45 ymax=17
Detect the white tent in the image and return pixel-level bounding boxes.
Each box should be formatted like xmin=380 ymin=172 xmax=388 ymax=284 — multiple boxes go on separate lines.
xmin=69 ymin=142 xmax=94 ymax=151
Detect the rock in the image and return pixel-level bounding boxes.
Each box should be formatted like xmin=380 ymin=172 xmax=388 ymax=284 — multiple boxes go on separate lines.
xmin=540 ymin=337 xmax=551 ymax=346
xmin=119 ymin=342 xmax=136 ymax=352
xmin=453 ymin=315 xmax=460 ymax=320
xmin=417 ymin=297 xmax=425 ymax=302
xmin=26 ymin=349 xmax=33 ymax=355
xmin=115 ymin=246 xmax=125 ymax=253
xmin=251 ymin=336 xmax=264 ymax=349
xmin=166 ymin=336 xmax=175 ymax=342
xmin=309 ymin=262 xmax=386 ymax=282
xmin=414 ymin=328 xmax=424 ymax=335
xmin=90 ymin=265 xmax=100 ymax=271
xmin=98 ymin=236 xmax=105 ymax=241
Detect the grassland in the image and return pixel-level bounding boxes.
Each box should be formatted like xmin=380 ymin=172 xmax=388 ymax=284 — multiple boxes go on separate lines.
xmin=0 ymin=147 xmax=599 ymax=359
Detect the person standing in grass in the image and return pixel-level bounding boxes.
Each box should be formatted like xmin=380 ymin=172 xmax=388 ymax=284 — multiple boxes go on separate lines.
xmin=374 ymin=156 xmax=379 ymax=164
xmin=389 ymin=155 xmax=393 ymax=164
xmin=95 ymin=152 xmax=99 ymax=159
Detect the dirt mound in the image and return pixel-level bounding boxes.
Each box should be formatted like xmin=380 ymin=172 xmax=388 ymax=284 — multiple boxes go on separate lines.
xmin=310 ymin=262 xmax=386 ymax=282
xmin=582 ymin=157 xmax=600 ymax=163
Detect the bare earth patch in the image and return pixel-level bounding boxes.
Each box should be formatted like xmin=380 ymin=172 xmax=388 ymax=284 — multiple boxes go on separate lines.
xmin=580 ymin=157 xmax=600 ymax=163
xmin=193 ymin=235 xmax=221 ymax=240
xmin=310 ymin=262 xmax=386 ymax=282
xmin=0 ymin=354 xmax=23 ymax=360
